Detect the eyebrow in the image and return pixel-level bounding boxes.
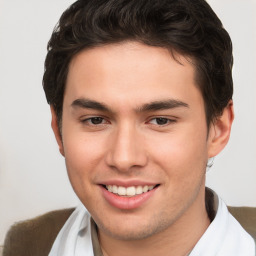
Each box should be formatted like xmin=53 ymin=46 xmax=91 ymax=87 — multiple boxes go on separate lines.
xmin=71 ymin=98 xmax=189 ymax=113
xmin=137 ymin=99 xmax=189 ymax=112
xmin=72 ymin=98 xmax=110 ymax=112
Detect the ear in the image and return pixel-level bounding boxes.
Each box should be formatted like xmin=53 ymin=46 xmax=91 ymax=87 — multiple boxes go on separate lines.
xmin=50 ymin=106 xmax=65 ymax=156
xmin=207 ymin=100 xmax=234 ymax=158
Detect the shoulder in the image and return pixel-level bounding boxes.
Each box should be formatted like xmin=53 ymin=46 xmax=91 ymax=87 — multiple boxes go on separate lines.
xmin=3 ymin=208 xmax=75 ymax=256
xmin=228 ymin=206 xmax=256 ymax=241
xmin=3 ymin=206 xmax=256 ymax=255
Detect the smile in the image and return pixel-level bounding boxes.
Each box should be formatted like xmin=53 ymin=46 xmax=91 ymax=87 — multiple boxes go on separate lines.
xmin=105 ymin=185 xmax=155 ymax=197
xmin=100 ymin=183 xmax=159 ymax=209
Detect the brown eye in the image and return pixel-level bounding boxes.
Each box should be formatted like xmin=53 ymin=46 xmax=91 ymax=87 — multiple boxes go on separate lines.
xmin=155 ymin=118 xmax=168 ymax=125
xmin=90 ymin=117 xmax=104 ymax=124
xmin=148 ymin=117 xmax=176 ymax=126
xmin=81 ymin=116 xmax=107 ymax=125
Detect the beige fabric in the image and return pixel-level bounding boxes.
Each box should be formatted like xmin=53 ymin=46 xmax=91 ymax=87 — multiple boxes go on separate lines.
xmin=3 ymin=208 xmax=75 ymax=256
xmin=2 ymin=208 xmax=105 ymax=256
xmin=228 ymin=206 xmax=256 ymax=239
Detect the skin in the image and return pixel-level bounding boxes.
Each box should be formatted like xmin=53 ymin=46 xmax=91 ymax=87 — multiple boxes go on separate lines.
xmin=51 ymin=42 xmax=234 ymax=256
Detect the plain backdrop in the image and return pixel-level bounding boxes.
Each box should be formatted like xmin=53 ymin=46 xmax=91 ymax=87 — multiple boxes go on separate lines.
xmin=0 ymin=0 xmax=255 ymax=245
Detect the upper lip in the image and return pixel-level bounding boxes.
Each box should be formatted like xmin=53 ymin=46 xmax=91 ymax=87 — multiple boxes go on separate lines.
xmin=98 ymin=179 xmax=159 ymax=187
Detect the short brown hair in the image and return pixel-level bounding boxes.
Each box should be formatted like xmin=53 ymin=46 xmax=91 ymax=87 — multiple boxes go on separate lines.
xmin=43 ymin=0 xmax=233 ymax=128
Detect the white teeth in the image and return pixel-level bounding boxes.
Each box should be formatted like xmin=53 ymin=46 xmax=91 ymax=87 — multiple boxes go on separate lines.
xmin=126 ymin=186 xmax=136 ymax=196
xmin=106 ymin=185 xmax=112 ymax=192
xmin=142 ymin=185 xmax=149 ymax=193
xmin=112 ymin=185 xmax=118 ymax=193
xmin=117 ymin=186 xmax=126 ymax=196
xmin=105 ymin=185 xmax=156 ymax=196
xmin=136 ymin=186 xmax=143 ymax=194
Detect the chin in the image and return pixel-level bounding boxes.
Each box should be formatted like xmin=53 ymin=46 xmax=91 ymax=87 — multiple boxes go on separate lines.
xmin=95 ymin=211 xmax=174 ymax=241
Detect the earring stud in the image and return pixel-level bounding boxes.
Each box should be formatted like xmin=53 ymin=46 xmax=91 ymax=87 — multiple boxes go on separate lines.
xmin=206 ymin=157 xmax=215 ymax=172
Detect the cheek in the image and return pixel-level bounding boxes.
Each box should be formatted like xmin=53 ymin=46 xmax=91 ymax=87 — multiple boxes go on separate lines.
xmin=61 ymin=128 xmax=107 ymax=189
xmin=62 ymin=122 xmax=106 ymax=164
xmin=64 ymin=139 xmax=95 ymax=171
xmin=63 ymin=136 xmax=104 ymax=206
xmin=148 ymin=126 xmax=208 ymax=178
xmin=149 ymin=130 xmax=208 ymax=210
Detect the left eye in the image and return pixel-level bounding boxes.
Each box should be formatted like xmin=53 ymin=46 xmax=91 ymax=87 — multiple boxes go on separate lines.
xmin=82 ymin=117 xmax=106 ymax=125
xmin=90 ymin=117 xmax=104 ymax=124
xmin=149 ymin=117 xmax=173 ymax=125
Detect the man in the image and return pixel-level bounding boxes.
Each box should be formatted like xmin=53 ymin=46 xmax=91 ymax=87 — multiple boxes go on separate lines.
xmin=3 ymin=0 xmax=256 ymax=255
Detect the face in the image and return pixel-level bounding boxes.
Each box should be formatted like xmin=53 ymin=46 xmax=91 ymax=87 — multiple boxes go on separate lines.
xmin=52 ymin=42 xmax=231 ymax=241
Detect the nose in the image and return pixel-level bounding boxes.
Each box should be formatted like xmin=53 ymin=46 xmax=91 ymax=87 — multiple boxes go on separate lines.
xmin=105 ymin=123 xmax=148 ymax=172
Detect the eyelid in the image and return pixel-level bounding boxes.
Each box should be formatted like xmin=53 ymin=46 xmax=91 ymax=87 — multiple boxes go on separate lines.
xmin=147 ymin=115 xmax=177 ymax=121
xmin=79 ymin=114 xmax=177 ymax=126
xmin=80 ymin=115 xmax=110 ymax=125
xmin=146 ymin=116 xmax=177 ymax=126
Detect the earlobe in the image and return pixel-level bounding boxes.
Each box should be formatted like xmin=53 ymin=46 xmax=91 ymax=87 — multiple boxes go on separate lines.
xmin=50 ymin=106 xmax=65 ymax=156
xmin=207 ymin=100 xmax=234 ymax=158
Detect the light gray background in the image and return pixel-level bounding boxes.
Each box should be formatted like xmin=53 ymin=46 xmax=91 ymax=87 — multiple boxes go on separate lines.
xmin=0 ymin=0 xmax=255 ymax=245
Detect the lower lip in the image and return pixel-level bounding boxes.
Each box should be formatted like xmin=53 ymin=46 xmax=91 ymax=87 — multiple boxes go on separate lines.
xmin=100 ymin=186 xmax=158 ymax=210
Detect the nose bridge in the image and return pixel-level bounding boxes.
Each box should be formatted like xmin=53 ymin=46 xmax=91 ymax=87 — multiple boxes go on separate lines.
xmin=106 ymin=121 xmax=147 ymax=172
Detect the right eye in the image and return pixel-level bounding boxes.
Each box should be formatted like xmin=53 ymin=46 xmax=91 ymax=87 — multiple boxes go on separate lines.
xmin=81 ymin=117 xmax=107 ymax=125
xmin=147 ymin=117 xmax=176 ymax=126
xmin=88 ymin=117 xmax=104 ymax=125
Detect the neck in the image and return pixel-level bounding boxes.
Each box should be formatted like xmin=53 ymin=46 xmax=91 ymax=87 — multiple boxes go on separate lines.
xmin=98 ymin=187 xmax=210 ymax=256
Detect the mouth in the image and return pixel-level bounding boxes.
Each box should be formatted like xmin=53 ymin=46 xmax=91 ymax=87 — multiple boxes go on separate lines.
xmin=102 ymin=184 xmax=159 ymax=197
xmin=100 ymin=183 xmax=159 ymax=210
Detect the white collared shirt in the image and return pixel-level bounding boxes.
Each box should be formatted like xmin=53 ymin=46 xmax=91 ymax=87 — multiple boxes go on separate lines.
xmin=49 ymin=191 xmax=255 ymax=256
xmin=190 ymin=194 xmax=255 ymax=255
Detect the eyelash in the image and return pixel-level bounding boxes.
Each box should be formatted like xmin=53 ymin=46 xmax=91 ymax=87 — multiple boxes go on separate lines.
xmin=81 ymin=117 xmax=108 ymax=126
xmin=148 ymin=117 xmax=176 ymax=126
xmin=80 ymin=116 xmax=176 ymax=127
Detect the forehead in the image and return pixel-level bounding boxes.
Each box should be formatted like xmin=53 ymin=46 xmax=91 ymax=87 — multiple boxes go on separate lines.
xmin=64 ymin=42 xmax=202 ymax=110
xmin=68 ymin=42 xmax=194 ymax=80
